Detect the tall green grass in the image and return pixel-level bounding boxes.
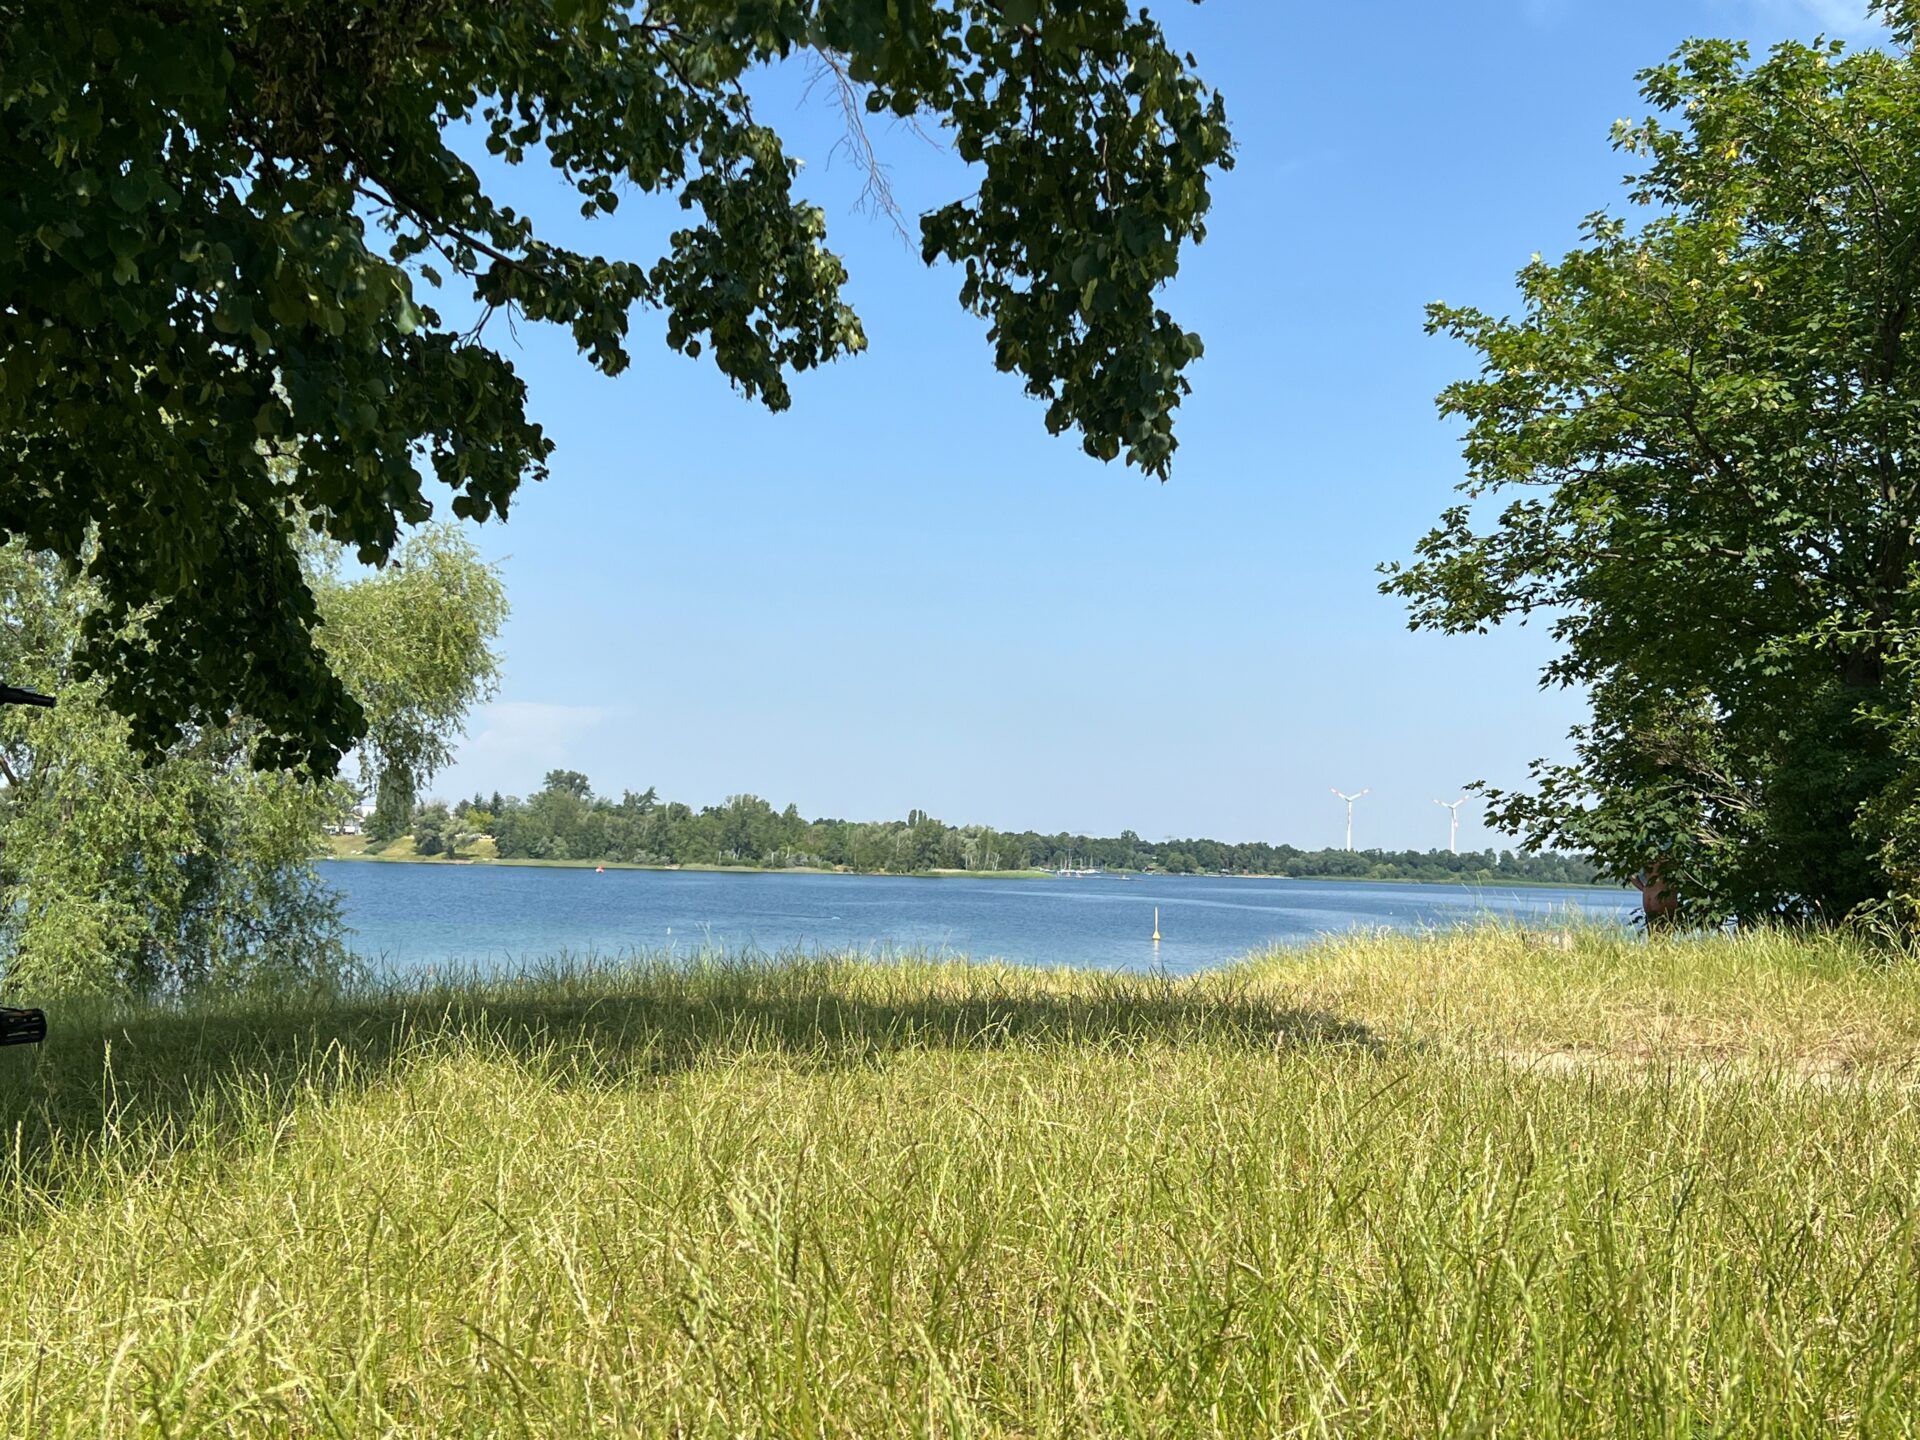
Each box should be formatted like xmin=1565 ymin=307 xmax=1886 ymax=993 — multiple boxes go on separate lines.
xmin=3 ymin=931 xmax=1919 ymax=1436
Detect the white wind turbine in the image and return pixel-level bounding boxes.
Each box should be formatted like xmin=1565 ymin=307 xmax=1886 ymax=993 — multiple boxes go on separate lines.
xmin=1435 ymin=797 xmax=1467 ymax=854
xmin=1330 ymin=787 xmax=1370 ymax=851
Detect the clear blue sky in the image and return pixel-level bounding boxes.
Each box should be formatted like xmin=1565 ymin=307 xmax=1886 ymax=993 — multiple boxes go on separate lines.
xmin=429 ymin=0 xmax=1883 ymax=851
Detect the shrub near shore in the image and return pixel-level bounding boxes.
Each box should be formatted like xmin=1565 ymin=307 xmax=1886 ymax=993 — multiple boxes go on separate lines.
xmin=4 ymin=927 xmax=1919 ymax=1435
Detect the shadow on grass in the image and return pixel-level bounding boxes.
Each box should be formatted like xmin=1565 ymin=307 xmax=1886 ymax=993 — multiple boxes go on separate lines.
xmin=0 ymin=958 xmax=1377 ymax=1198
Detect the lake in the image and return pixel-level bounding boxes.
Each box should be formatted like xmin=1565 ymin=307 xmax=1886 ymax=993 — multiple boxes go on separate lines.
xmin=321 ymin=863 xmax=1642 ymax=976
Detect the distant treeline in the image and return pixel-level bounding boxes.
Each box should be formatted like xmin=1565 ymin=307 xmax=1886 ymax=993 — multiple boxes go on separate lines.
xmin=384 ymin=770 xmax=1603 ymax=885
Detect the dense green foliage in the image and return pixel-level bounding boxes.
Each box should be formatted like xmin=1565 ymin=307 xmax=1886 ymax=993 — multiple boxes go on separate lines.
xmin=0 ymin=547 xmax=345 ymax=996
xmin=1386 ymin=9 xmax=1920 ymax=925
xmin=313 ymin=528 xmax=509 ymax=840
xmin=0 ymin=1 xmax=1230 ymax=773
xmin=394 ymin=771 xmax=1601 ymax=882
xmin=0 ymin=530 xmax=504 ymax=997
xmin=5 ymin=929 xmax=1920 ymax=1433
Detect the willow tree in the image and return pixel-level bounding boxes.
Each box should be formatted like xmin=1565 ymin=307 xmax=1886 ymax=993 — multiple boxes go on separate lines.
xmin=0 ymin=529 xmax=503 ymax=995
xmin=1385 ymin=7 xmax=1920 ymax=924
xmin=0 ymin=2 xmax=1231 ymax=773
xmin=313 ymin=528 xmax=509 ymax=839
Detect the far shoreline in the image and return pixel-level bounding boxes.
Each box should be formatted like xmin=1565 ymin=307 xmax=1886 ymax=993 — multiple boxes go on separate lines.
xmin=318 ymin=851 xmax=1051 ymax=881
xmin=315 ymin=850 xmax=1613 ymax=890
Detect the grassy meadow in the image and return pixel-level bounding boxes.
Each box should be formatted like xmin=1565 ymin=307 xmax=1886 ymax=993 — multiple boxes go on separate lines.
xmin=5 ymin=926 xmax=1920 ymax=1435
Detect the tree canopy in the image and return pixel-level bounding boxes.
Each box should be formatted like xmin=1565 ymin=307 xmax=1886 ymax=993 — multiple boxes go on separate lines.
xmin=368 ymin=772 xmax=1600 ymax=885
xmin=1 ymin=1 xmax=1231 ymax=772
xmin=0 ymin=527 xmax=504 ymax=995
xmin=1385 ymin=11 xmax=1920 ymax=924
xmin=313 ymin=526 xmax=508 ymax=836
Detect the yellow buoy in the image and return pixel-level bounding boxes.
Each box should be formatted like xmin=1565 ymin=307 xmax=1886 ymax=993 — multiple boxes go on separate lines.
xmin=1152 ymin=906 xmax=1161 ymax=943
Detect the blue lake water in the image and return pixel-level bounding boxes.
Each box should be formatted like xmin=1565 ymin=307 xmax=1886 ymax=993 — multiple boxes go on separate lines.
xmin=322 ymin=863 xmax=1642 ymax=976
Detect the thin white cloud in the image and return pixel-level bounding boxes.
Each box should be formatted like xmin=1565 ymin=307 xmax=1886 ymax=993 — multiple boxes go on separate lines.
xmin=434 ymin=701 xmax=615 ymax=800
xmin=1719 ymin=0 xmax=1882 ymax=37
xmin=1519 ymin=0 xmax=1880 ymax=38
